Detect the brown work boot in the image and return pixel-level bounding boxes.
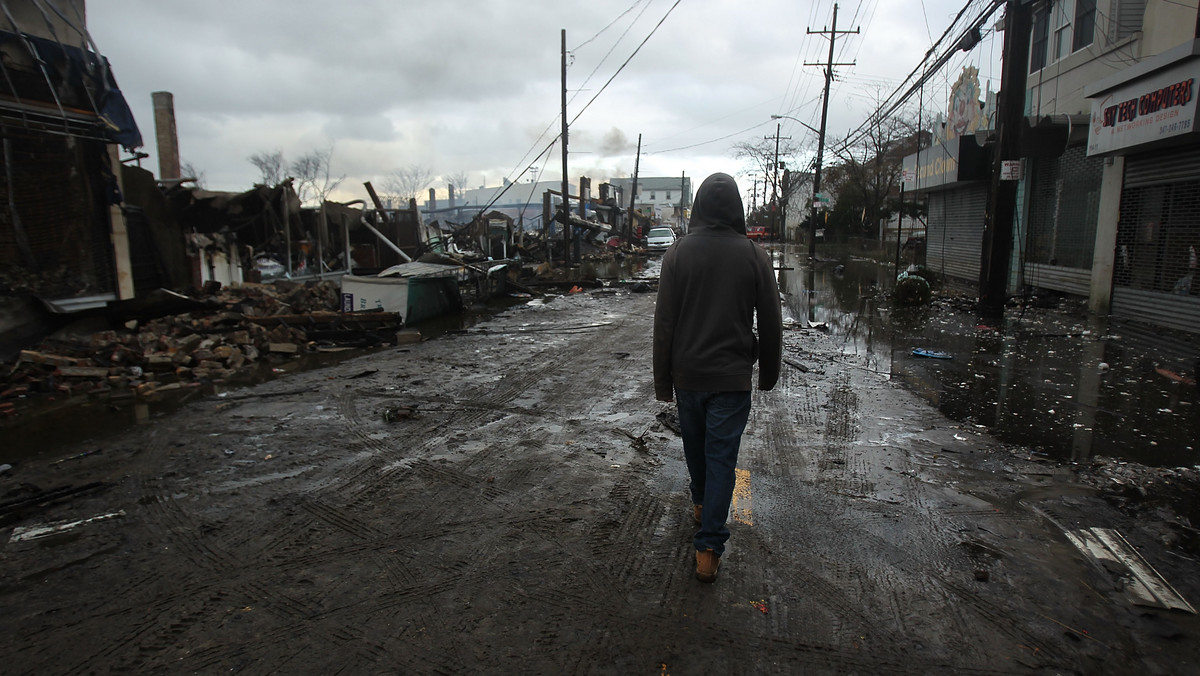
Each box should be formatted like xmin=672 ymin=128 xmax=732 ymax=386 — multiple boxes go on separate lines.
xmin=695 ymin=549 xmax=720 ymax=583
xmin=692 ymin=504 xmax=702 ymax=524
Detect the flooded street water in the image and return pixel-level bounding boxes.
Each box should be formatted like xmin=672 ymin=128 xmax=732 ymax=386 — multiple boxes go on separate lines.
xmin=774 ymin=244 xmax=1199 ymax=468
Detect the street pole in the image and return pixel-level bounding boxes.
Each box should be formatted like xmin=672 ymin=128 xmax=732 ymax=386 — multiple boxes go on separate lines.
xmin=806 ymin=3 xmax=858 ymax=259
xmin=560 ymin=29 xmax=570 ymax=267
xmin=629 ymin=133 xmax=641 ymax=241
xmin=766 ymin=123 xmax=789 ymax=240
xmin=680 ymin=171 xmax=686 ymax=233
xmin=980 ymin=0 xmax=1032 ymax=315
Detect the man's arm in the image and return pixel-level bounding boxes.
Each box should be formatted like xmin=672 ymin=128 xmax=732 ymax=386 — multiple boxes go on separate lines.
xmin=755 ymin=249 xmax=783 ymax=391
xmin=652 ymin=249 xmax=678 ymax=401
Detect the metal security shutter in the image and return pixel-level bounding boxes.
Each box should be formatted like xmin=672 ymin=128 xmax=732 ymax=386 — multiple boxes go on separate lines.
xmin=1112 ymin=147 xmax=1200 ymax=334
xmin=927 ymin=184 xmax=987 ymax=285
xmin=1022 ymin=145 xmax=1102 ymax=296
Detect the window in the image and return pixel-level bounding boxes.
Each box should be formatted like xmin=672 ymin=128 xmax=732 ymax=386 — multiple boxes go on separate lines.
xmin=666 ymin=192 xmax=672 ymax=201
xmin=650 ymin=192 xmax=656 ymax=200
xmin=1073 ymin=0 xmax=1095 ymax=51
xmin=1032 ymin=0 xmax=1094 ymax=71
xmin=1031 ymin=6 xmax=1050 ymax=72
xmin=1052 ymin=0 xmax=1072 ymax=62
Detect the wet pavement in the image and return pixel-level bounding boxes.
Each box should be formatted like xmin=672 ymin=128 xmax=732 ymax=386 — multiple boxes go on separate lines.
xmin=2 ymin=251 xmax=1199 ymax=673
xmin=775 ymin=246 xmax=1199 ymax=468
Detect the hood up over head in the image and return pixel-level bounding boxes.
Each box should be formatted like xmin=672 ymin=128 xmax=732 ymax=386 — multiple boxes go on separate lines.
xmin=688 ymin=172 xmax=745 ymax=235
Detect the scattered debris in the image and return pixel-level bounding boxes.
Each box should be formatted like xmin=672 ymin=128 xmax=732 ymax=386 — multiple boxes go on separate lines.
xmin=49 ymin=449 xmax=103 ymax=466
xmin=383 ymin=405 xmax=419 ymax=422
xmin=656 ymin=409 xmax=681 ymax=436
xmin=9 ymin=510 xmax=126 ymax=543
xmin=783 ymin=357 xmax=809 ymax=372
xmin=1064 ymin=527 xmax=1196 ymax=613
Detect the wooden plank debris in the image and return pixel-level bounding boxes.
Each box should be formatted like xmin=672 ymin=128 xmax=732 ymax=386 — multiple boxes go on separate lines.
xmin=1065 ymin=527 xmax=1196 ymax=613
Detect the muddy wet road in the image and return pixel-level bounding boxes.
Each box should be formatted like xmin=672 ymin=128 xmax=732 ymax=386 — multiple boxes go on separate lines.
xmin=2 ymin=283 xmax=1199 ymax=674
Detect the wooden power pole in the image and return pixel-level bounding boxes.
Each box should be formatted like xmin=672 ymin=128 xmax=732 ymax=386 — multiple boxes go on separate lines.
xmin=560 ymin=29 xmax=571 ymax=267
xmin=806 ymin=3 xmax=858 ymax=259
xmin=629 ymin=134 xmax=641 ymax=241
xmin=979 ymin=0 xmax=1032 ymax=315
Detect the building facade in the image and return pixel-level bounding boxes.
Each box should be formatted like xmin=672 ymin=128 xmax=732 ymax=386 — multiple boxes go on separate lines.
xmin=606 ymin=176 xmax=692 ymax=232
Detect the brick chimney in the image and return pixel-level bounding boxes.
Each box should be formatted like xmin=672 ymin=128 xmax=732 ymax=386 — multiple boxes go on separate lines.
xmin=152 ymin=91 xmax=180 ymax=181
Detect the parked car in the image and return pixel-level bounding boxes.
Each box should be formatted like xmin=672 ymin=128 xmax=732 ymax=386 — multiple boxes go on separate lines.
xmin=746 ymin=225 xmax=767 ymax=241
xmin=646 ymin=227 xmax=676 ymax=252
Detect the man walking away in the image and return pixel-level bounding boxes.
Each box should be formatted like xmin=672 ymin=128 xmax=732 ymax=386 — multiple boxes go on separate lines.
xmin=652 ymin=172 xmax=783 ymax=583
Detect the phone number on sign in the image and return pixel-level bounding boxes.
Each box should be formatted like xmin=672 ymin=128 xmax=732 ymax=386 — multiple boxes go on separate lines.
xmin=1160 ymin=118 xmax=1192 ymax=135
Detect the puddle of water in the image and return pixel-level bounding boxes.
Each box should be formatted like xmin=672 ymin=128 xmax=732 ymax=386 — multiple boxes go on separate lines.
xmin=776 ymin=244 xmax=1199 ymax=468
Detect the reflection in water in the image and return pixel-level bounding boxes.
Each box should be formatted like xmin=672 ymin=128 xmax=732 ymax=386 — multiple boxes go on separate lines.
xmin=775 ymin=245 xmax=1198 ymax=468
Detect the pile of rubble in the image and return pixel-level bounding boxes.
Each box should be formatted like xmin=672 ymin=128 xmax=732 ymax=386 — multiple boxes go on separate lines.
xmin=1 ymin=280 xmax=408 ymax=417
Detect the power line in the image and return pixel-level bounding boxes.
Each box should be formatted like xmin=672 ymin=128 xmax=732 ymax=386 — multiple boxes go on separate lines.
xmin=570 ymin=0 xmax=683 ymax=125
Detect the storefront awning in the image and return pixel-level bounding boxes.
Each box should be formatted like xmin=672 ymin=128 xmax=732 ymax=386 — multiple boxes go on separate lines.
xmin=901 ymin=135 xmax=991 ymax=192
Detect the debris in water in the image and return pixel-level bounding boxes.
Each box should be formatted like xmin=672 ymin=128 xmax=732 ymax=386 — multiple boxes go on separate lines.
xmin=750 ymin=599 xmax=768 ymax=613
xmin=912 ymin=348 xmax=952 ymax=359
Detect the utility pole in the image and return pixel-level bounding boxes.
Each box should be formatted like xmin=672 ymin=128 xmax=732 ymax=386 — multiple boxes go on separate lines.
xmin=766 ymin=123 xmax=790 ymax=240
xmin=679 ymin=171 xmax=686 ymax=232
xmin=560 ymin=29 xmax=571 ymax=267
xmin=629 ymin=133 xmax=641 ymax=241
xmin=980 ymin=0 xmax=1032 ymax=316
xmin=806 ymin=3 xmax=858 ymax=259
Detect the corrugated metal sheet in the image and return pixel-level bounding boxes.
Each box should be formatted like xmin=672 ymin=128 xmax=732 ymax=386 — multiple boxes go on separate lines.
xmin=927 ymin=184 xmax=987 ymax=285
xmin=1023 ymin=262 xmax=1092 ymax=296
xmin=1111 ymin=287 xmax=1200 ymax=335
xmin=1124 ymin=148 xmax=1200 ymax=188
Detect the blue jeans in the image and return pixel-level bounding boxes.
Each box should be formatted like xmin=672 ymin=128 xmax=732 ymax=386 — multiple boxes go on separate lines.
xmin=674 ymin=388 xmax=752 ymax=556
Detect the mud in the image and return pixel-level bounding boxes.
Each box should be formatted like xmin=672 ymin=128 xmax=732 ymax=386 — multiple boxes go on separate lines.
xmin=2 ymin=278 xmax=1199 ymax=673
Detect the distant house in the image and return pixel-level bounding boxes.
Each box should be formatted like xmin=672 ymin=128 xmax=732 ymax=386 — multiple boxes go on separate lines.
xmin=606 ymin=176 xmax=692 ymax=232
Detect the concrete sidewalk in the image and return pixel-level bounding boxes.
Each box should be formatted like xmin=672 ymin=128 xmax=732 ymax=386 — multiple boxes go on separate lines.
xmin=1 ymin=287 xmax=1197 ymax=674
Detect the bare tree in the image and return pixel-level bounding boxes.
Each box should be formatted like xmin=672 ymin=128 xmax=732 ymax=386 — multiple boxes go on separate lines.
xmin=180 ymin=160 xmax=206 ymax=189
xmin=289 ymin=147 xmax=344 ymax=207
xmin=734 ymin=134 xmax=803 ymax=236
xmin=444 ymin=170 xmax=470 ymax=194
xmin=248 ymin=150 xmax=285 ymax=186
xmin=826 ymin=109 xmax=920 ymax=239
xmin=383 ymin=165 xmax=435 ymax=206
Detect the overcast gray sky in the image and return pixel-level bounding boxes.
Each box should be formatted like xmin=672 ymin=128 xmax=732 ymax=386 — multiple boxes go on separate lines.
xmin=86 ymin=0 xmax=1002 ymax=204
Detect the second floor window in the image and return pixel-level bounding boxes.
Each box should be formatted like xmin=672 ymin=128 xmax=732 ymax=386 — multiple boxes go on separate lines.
xmin=1031 ymin=6 xmax=1050 ymax=72
xmin=1032 ymin=0 xmax=1096 ymax=73
xmin=1073 ymin=0 xmax=1096 ymax=51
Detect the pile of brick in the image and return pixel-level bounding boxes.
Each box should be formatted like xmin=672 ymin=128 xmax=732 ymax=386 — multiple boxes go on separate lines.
xmin=0 ymin=280 xmax=405 ymax=416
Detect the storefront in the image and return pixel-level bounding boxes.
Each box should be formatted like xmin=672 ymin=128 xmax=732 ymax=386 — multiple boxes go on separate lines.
xmin=1087 ymin=41 xmax=1200 ymax=334
xmin=901 ymin=135 xmax=991 ymax=287
xmin=1021 ymin=117 xmax=1103 ymax=298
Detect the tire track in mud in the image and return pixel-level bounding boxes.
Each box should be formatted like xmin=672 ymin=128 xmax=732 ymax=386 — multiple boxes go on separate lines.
xmin=742 ymin=359 xmax=1069 ymax=671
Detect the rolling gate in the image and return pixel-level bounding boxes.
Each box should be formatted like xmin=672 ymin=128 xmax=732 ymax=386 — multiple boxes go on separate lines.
xmin=1112 ymin=146 xmax=1200 ymax=335
xmin=926 ymin=183 xmax=987 ymax=287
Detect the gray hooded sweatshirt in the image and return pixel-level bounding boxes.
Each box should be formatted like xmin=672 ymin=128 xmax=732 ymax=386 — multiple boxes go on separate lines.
xmin=653 ymin=172 xmax=782 ymax=400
